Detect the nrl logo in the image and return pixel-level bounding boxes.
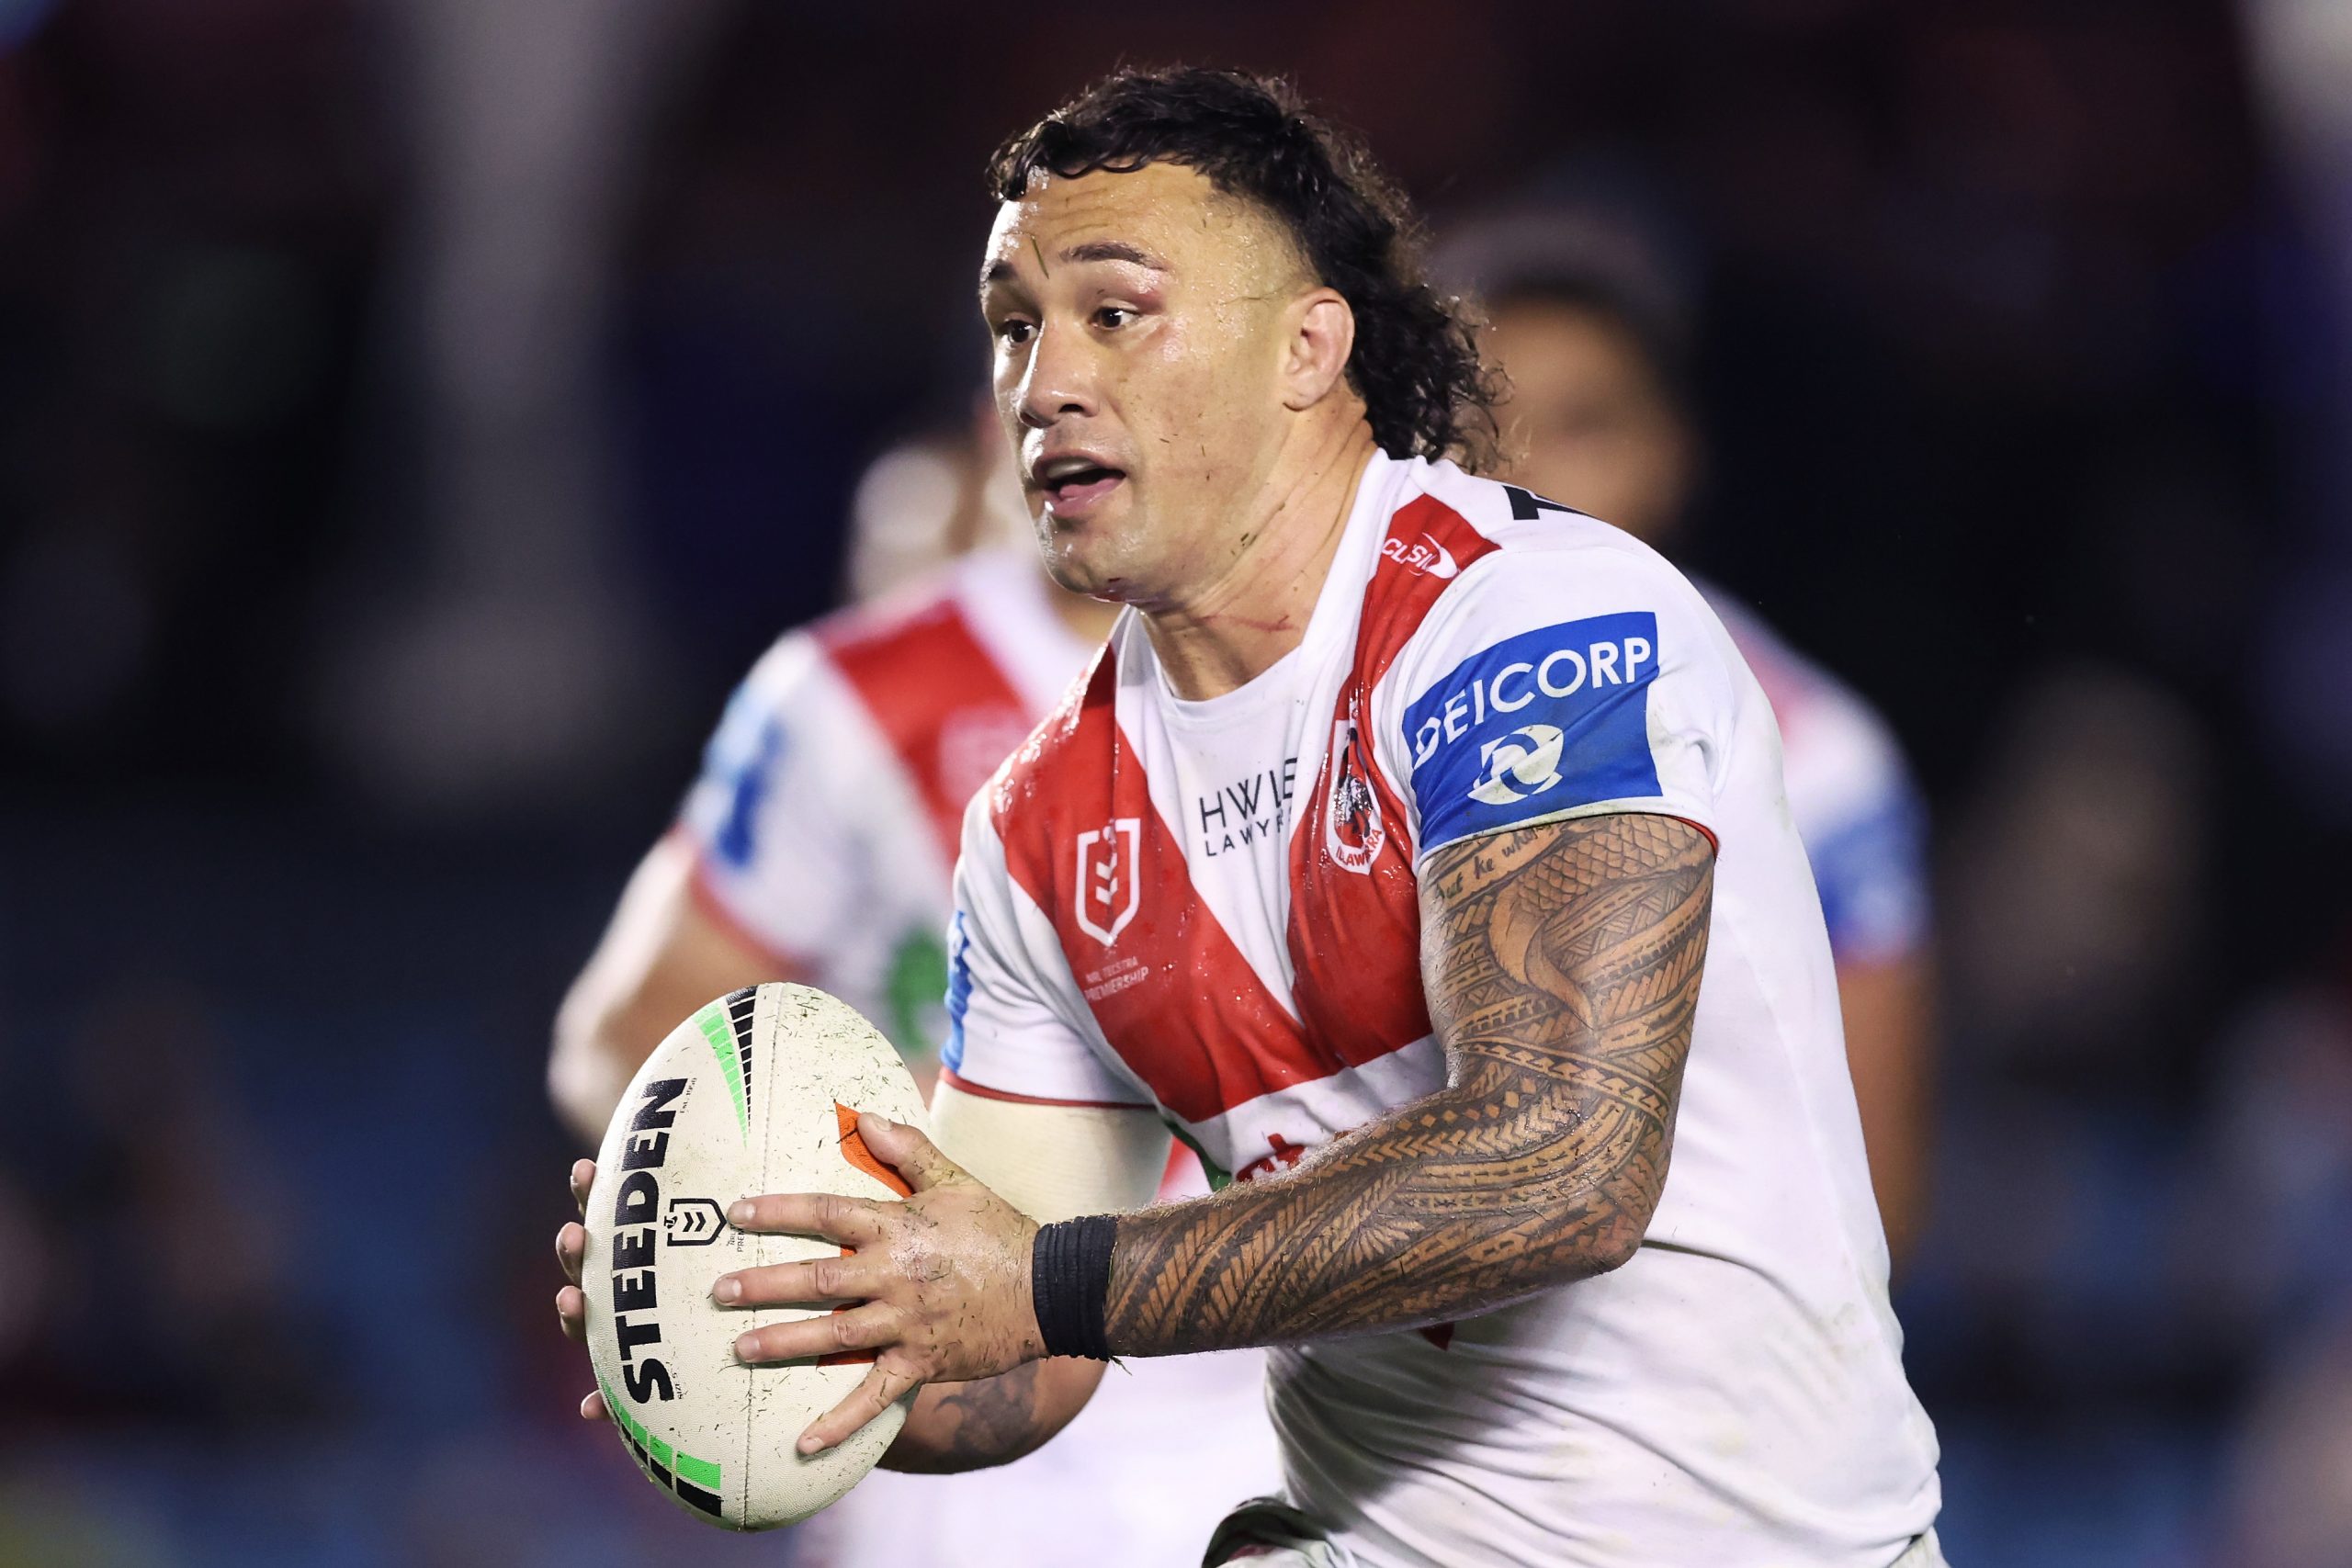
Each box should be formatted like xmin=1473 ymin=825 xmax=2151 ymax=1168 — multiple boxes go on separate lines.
xmin=662 ymin=1197 xmax=728 ymax=1247
xmin=1074 ymin=818 xmax=1142 ymax=945
xmin=1324 ymin=716 xmax=1386 ymax=874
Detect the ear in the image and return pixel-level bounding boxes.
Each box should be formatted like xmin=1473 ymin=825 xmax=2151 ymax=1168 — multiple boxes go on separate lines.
xmin=1279 ymin=287 xmax=1356 ymax=411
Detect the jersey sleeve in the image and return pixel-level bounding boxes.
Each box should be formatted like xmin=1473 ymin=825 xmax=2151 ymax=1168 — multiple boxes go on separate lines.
xmin=1790 ymin=714 xmax=1932 ymax=966
xmin=1807 ymin=782 xmax=1929 ymax=964
xmin=941 ymin=793 xmax=1156 ymax=1109
xmin=1380 ymin=544 xmax=1737 ymax=863
xmin=673 ymin=634 xmax=866 ymax=964
xmin=1705 ymin=585 xmax=1932 ymax=967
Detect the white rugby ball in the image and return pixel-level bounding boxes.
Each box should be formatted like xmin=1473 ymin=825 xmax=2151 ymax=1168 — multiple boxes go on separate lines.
xmin=582 ymin=982 xmax=929 ymax=1530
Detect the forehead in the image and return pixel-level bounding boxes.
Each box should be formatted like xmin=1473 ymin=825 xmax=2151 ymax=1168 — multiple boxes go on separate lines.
xmin=982 ymin=162 xmax=1291 ymax=285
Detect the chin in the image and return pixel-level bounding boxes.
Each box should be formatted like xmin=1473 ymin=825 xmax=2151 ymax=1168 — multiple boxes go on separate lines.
xmin=1040 ymin=539 xmax=1118 ymax=600
xmin=1042 ymin=504 xmax=1171 ymax=605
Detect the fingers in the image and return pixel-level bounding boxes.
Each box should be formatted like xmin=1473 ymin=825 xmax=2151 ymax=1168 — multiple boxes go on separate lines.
xmin=557 ymin=1221 xmax=586 ymax=1286
xmin=556 ymin=1283 xmax=587 ymax=1344
xmin=735 ymin=1303 xmax=901 ymax=1367
xmin=728 ymin=1191 xmax=886 ymax=1247
xmin=797 ymin=1355 xmax=922 ymax=1454
xmin=564 ymin=1163 xmax=606 ymax=1430
xmin=713 ymin=1252 xmax=881 ymax=1309
xmin=858 ymin=1111 xmax=965 ymax=1193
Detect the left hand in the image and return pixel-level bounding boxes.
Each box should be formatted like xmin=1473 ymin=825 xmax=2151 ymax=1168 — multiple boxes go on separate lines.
xmin=715 ymin=1111 xmax=1046 ymax=1454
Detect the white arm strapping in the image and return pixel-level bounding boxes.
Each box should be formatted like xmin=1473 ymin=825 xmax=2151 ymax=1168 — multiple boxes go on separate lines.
xmin=928 ymin=1079 xmax=1170 ymax=1224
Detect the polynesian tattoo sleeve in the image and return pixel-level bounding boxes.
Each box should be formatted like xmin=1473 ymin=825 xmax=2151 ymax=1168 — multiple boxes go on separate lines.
xmin=1104 ymin=813 xmax=1713 ymax=1353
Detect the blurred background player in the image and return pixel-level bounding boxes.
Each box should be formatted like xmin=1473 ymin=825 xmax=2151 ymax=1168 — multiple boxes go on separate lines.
xmin=1442 ymin=198 xmax=1939 ymax=1259
xmin=548 ymin=400 xmax=1282 ymax=1567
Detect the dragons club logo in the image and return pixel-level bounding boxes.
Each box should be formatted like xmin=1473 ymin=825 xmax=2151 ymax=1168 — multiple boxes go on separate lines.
xmin=1073 ymin=818 xmax=1142 ymax=944
xmin=1324 ymin=716 xmax=1387 ymax=874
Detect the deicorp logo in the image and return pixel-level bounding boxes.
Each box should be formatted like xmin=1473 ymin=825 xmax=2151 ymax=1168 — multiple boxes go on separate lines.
xmin=1404 ymin=612 xmax=1664 ymax=850
xmin=1470 ymin=724 xmax=1566 ymax=805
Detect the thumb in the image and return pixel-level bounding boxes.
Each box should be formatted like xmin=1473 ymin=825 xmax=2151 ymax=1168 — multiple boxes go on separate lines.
xmin=859 ymin=1111 xmax=964 ymax=1193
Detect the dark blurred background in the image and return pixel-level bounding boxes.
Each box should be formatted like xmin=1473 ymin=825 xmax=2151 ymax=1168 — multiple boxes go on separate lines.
xmin=2 ymin=1 xmax=2349 ymax=1564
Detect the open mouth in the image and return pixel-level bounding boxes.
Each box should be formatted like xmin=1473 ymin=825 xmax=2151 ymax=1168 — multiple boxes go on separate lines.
xmin=1034 ymin=455 xmax=1127 ymax=514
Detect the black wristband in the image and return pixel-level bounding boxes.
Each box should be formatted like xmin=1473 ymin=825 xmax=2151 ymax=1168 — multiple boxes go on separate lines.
xmin=1030 ymin=1213 xmax=1118 ymax=1360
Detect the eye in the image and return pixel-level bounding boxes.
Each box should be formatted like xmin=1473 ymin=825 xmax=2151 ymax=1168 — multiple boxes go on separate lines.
xmin=994 ymin=318 xmax=1035 ymax=346
xmin=1092 ymin=305 xmax=1136 ymax=331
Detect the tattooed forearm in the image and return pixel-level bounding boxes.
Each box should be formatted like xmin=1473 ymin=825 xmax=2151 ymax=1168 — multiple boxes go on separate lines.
xmin=880 ymin=1361 xmax=1049 ymax=1473
xmin=1104 ymin=813 xmax=1713 ymax=1356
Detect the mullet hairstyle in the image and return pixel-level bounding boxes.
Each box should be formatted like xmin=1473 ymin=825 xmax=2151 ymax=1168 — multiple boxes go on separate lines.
xmin=989 ymin=66 xmax=1501 ymax=473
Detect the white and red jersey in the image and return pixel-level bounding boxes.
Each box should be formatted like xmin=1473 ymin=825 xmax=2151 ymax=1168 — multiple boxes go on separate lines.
xmin=675 ymin=548 xmax=1282 ymax=1568
xmin=678 ymin=548 xmax=1084 ymax=1055
xmin=1708 ymin=591 xmax=1931 ymax=971
xmin=946 ymin=452 xmax=1941 ymax=1567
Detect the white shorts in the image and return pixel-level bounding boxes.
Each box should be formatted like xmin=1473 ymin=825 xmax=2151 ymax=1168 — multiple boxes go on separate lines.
xmin=795 ymin=1350 xmax=1281 ymax=1568
xmin=1204 ymin=1520 xmax=1951 ymax=1568
xmin=1893 ymin=1532 xmax=1949 ymax=1568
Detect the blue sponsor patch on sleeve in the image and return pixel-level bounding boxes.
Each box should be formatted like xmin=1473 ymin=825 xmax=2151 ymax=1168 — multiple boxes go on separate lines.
xmin=695 ymin=683 xmax=786 ymax=870
xmin=941 ymin=910 xmax=973 ymax=1073
xmin=1403 ymin=611 xmax=1662 ymax=851
xmin=1809 ymin=787 xmax=1930 ymax=963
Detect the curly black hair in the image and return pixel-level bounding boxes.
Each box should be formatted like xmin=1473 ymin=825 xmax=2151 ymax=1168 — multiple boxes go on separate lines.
xmin=988 ymin=66 xmax=1499 ymax=473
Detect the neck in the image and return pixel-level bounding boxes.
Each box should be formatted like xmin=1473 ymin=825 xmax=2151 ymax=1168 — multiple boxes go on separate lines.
xmin=1047 ymin=584 xmax=1123 ymax=646
xmin=1140 ymin=416 xmax=1380 ymax=702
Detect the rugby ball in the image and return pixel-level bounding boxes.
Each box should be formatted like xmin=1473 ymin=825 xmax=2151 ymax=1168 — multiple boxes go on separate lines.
xmin=582 ymin=982 xmax=929 ymax=1530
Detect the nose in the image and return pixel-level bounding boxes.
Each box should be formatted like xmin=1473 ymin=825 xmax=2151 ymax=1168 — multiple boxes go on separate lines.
xmin=1014 ymin=321 xmax=1097 ymax=431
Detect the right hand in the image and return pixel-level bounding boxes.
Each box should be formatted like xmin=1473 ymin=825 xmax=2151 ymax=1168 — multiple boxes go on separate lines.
xmin=554 ymin=1157 xmax=611 ymax=1423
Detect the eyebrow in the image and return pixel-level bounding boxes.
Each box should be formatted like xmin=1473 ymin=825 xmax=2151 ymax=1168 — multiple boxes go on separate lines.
xmin=979 ymin=240 xmax=1170 ymax=294
xmin=1065 ymin=241 xmax=1166 ymax=270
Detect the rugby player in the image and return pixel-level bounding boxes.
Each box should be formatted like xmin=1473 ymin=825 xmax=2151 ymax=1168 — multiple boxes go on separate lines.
xmin=549 ymin=418 xmax=1281 ymax=1564
xmin=558 ymin=67 xmax=1944 ymax=1565
xmin=1441 ymin=204 xmax=1939 ymax=1259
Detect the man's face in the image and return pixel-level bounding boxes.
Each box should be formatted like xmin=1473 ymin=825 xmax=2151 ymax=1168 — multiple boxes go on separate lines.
xmin=979 ymin=163 xmax=1310 ymax=604
xmin=1487 ymin=299 xmax=1691 ymax=547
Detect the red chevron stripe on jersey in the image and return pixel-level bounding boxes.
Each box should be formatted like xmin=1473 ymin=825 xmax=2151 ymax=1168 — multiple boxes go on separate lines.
xmin=821 ymin=593 xmax=1030 ymax=862
xmin=990 ymin=653 xmax=1338 ymax=1126
xmin=1286 ymin=495 xmax=1500 ymax=1064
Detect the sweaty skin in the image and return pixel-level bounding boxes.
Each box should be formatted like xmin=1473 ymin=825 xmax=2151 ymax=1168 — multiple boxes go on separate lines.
xmin=555 ymin=162 xmax=1713 ymax=1461
xmin=687 ymin=810 xmax=1710 ymax=1452
xmin=1108 ymin=814 xmax=1711 ymax=1351
xmin=980 ymin=161 xmax=1375 ymax=700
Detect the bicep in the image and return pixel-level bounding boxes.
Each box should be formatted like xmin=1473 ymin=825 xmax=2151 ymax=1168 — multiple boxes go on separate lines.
xmin=1419 ymin=812 xmax=1715 ymax=1051
xmin=1417 ymin=813 xmax=1715 ymax=1247
xmin=930 ymin=1079 xmax=1170 ymax=1223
